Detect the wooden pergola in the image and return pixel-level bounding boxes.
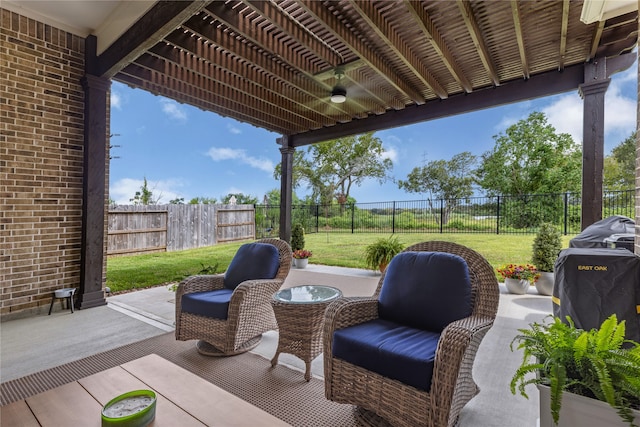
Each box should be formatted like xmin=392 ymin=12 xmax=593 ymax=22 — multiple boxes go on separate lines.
xmin=7 ymin=1 xmax=636 ymax=308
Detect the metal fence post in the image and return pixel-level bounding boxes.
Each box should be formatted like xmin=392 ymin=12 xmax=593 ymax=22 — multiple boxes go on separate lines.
xmin=496 ymin=196 xmax=501 ymax=235
xmin=392 ymin=201 xmax=396 ymax=234
xmin=564 ymin=192 xmax=568 ymax=235
xmin=351 ymin=203 xmax=355 ymax=234
xmin=440 ymin=199 xmax=444 ymax=233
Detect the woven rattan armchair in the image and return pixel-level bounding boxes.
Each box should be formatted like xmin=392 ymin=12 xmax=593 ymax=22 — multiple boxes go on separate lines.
xmin=323 ymin=241 xmax=499 ymax=427
xmin=175 ymin=238 xmax=292 ymax=356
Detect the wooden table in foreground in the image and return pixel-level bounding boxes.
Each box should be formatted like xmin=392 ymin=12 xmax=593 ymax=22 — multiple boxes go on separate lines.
xmin=1 ymin=353 xmax=291 ymax=426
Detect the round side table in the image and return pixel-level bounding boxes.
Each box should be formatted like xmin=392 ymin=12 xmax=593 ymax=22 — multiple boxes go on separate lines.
xmin=270 ymin=285 xmax=342 ymax=381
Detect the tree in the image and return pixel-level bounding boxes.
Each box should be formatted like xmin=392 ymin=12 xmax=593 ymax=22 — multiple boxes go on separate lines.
xmin=274 ymin=132 xmax=393 ymax=205
xmin=169 ymin=197 xmax=184 ymax=204
xmin=476 ymin=112 xmax=582 ymax=196
xmin=189 ymin=197 xmax=217 ymax=204
xmin=476 ymin=112 xmax=582 ymax=228
xmin=398 ymin=152 xmax=477 ymax=225
xmin=130 ymin=177 xmax=160 ymax=205
xmin=221 ymin=193 xmax=258 ymax=205
xmin=604 ymin=132 xmax=635 ymax=190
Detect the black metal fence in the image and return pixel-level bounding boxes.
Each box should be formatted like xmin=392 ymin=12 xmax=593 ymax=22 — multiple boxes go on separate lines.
xmin=255 ymin=190 xmax=634 ymax=237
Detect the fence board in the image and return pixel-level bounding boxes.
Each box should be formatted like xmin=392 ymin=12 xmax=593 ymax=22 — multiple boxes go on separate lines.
xmin=217 ymin=206 xmax=255 ymax=243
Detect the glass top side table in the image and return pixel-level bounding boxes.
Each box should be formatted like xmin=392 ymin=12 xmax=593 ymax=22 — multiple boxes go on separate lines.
xmin=270 ymin=285 xmax=342 ymax=381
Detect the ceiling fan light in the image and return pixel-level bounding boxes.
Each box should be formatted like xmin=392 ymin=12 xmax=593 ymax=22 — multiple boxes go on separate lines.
xmin=330 ymin=86 xmax=347 ymax=103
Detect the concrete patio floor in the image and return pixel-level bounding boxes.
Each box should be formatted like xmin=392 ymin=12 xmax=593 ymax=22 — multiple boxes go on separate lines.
xmin=1 ymin=264 xmax=552 ymax=426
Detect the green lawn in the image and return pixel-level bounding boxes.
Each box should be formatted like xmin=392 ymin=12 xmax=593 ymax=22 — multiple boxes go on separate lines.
xmin=106 ymin=232 xmax=575 ymax=293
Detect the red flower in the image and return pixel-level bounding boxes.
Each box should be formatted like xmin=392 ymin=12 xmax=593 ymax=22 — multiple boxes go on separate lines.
xmin=293 ymin=249 xmax=313 ymax=259
xmin=497 ymin=263 xmax=540 ymax=283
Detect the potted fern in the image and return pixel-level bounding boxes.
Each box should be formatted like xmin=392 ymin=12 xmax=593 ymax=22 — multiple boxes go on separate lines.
xmin=531 ymin=223 xmax=562 ymax=296
xmin=510 ymin=314 xmax=640 ymax=427
xmin=363 ymin=235 xmax=403 ymax=272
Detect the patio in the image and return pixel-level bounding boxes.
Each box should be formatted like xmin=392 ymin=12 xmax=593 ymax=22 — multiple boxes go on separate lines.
xmin=1 ymin=264 xmax=552 ymax=426
xmin=1 ymin=1 xmax=637 ymax=425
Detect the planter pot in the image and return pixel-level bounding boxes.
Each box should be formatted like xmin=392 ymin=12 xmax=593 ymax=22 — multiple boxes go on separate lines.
xmin=504 ymin=278 xmax=530 ymax=295
xmin=292 ymin=258 xmax=297 ymax=267
xmin=101 ymin=389 xmax=157 ymax=427
xmin=538 ymin=385 xmax=640 ymax=427
xmin=535 ymin=272 xmax=554 ymax=296
xmin=295 ymin=258 xmax=309 ymax=269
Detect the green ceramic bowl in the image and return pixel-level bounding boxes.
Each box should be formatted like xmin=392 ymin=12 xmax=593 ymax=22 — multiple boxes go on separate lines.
xmin=101 ymin=389 xmax=156 ymax=427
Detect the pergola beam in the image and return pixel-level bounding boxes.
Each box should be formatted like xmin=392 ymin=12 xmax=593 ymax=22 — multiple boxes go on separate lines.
xmin=97 ymin=1 xmax=210 ymax=78
xmin=290 ymin=62 xmax=585 ymax=146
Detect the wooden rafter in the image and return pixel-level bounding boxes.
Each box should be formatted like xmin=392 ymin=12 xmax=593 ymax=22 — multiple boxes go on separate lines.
xmin=298 ymin=0 xmax=425 ymax=105
xmin=559 ymin=0 xmax=570 ymax=70
xmin=456 ymin=0 xmax=500 ymax=86
xmin=115 ymin=73 xmax=291 ymax=135
xmin=510 ymin=0 xmax=530 ymax=79
xmin=145 ymin=43 xmax=332 ymax=128
xmin=589 ymin=21 xmax=606 ymax=59
xmin=180 ymin=13 xmax=355 ymax=123
xmin=127 ymin=57 xmax=309 ymax=132
xmin=195 ymin=5 xmax=374 ymax=119
xmin=350 ymin=0 xmax=447 ymax=99
xmin=241 ymin=0 xmax=342 ymax=67
xmin=154 ymin=33 xmax=338 ymax=126
xmin=202 ymin=0 xmax=371 ymax=116
xmin=405 ymin=0 xmax=472 ymax=93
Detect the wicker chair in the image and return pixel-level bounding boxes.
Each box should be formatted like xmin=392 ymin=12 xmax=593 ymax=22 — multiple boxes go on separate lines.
xmin=323 ymin=241 xmax=500 ymax=427
xmin=175 ymin=238 xmax=292 ymax=356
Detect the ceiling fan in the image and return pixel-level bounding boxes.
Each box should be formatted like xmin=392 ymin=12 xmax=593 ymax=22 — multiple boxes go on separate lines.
xmin=330 ymin=67 xmax=347 ymax=103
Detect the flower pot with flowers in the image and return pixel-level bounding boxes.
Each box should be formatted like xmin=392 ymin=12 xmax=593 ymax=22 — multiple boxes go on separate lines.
xmin=292 ymin=249 xmax=312 ymax=269
xmin=497 ymin=263 xmax=540 ymax=295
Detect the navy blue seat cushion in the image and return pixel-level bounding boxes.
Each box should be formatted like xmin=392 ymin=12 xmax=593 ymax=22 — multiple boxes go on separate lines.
xmin=224 ymin=242 xmax=280 ymax=290
xmin=378 ymin=251 xmax=472 ymax=332
xmin=181 ymin=289 xmax=234 ymax=319
xmin=332 ymin=319 xmax=440 ymax=392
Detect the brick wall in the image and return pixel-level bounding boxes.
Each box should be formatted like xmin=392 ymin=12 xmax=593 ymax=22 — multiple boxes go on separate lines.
xmin=1 ymin=9 xmax=108 ymax=318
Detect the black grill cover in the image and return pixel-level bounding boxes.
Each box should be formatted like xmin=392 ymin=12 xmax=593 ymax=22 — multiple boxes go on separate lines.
xmin=569 ymin=215 xmax=635 ymax=248
xmin=604 ymin=233 xmax=635 ymax=252
xmin=553 ymin=248 xmax=640 ymax=342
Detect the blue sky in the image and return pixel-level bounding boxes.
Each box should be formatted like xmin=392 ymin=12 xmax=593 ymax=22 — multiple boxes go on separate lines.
xmin=109 ymin=61 xmax=637 ymax=205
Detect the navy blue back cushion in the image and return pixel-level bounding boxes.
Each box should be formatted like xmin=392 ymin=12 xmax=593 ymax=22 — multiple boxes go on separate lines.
xmin=224 ymin=242 xmax=280 ymax=290
xmin=332 ymin=319 xmax=440 ymax=392
xmin=181 ymin=289 xmax=234 ymax=319
xmin=378 ymin=251 xmax=472 ymax=331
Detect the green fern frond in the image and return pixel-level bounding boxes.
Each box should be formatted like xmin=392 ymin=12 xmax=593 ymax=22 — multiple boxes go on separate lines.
xmin=510 ymin=314 xmax=640 ymax=427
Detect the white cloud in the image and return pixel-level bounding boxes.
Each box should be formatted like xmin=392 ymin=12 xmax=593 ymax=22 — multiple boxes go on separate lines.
xmin=496 ymin=63 xmax=637 ymax=146
xmin=227 ymin=123 xmax=242 ymax=134
xmin=206 ymin=147 xmax=274 ymax=173
xmin=542 ymin=94 xmax=583 ymax=141
xmin=110 ymin=178 xmax=186 ymax=205
xmin=381 ymin=146 xmax=398 ymax=163
xmin=160 ymin=99 xmax=187 ymax=122
xmin=111 ymin=91 xmax=122 ymax=110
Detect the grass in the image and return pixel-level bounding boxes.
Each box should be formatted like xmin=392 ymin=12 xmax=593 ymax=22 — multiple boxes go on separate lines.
xmin=106 ymin=232 xmax=575 ymax=293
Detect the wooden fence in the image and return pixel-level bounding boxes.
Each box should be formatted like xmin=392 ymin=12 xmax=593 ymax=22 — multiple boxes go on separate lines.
xmin=107 ymin=204 xmax=255 ymax=256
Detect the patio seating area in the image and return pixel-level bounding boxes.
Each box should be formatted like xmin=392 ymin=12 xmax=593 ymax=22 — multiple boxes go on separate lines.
xmin=1 ymin=263 xmax=553 ymax=426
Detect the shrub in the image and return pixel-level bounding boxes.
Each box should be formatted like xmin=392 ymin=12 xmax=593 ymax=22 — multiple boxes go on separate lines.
xmin=291 ymin=223 xmax=305 ymax=252
xmin=531 ymin=223 xmax=562 ymax=272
